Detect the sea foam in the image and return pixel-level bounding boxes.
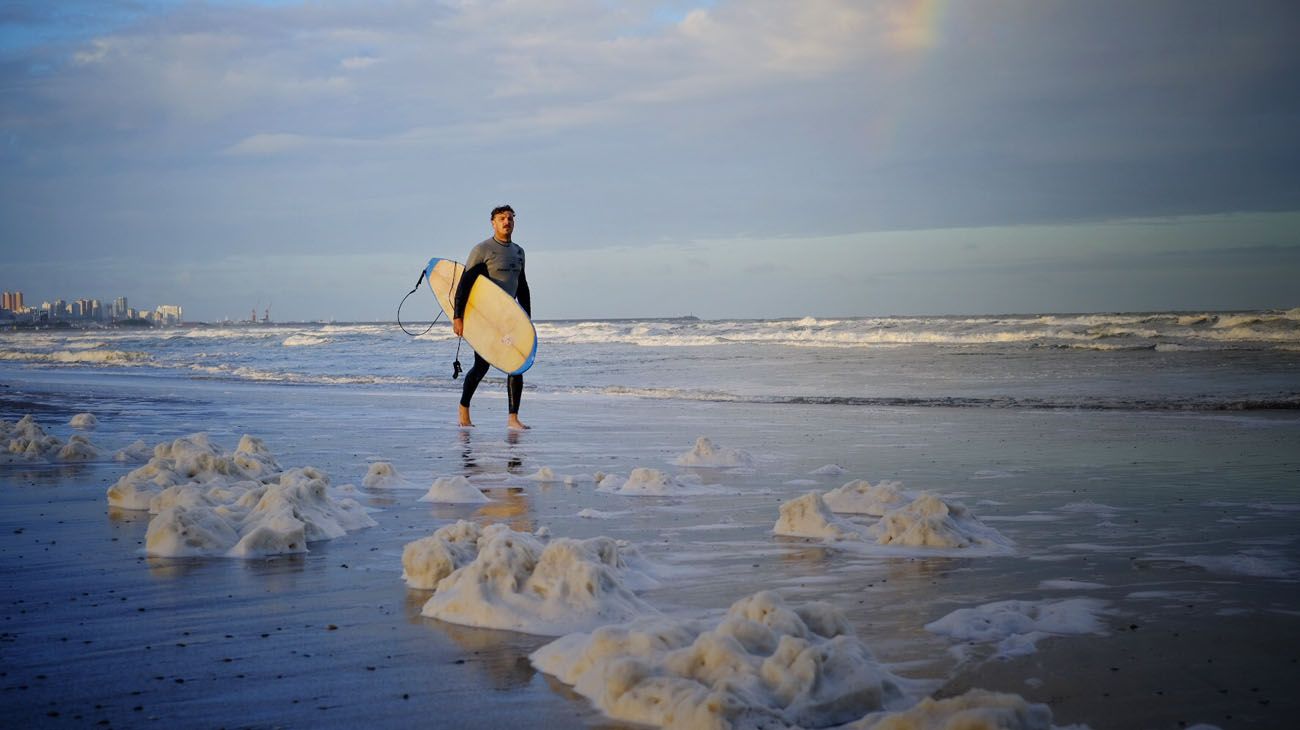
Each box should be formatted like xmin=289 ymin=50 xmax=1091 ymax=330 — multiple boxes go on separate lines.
xmin=106 ymin=433 xmax=375 ymax=557
xmin=597 ymin=468 xmax=724 ymax=496
xmin=925 ymin=598 xmax=1110 ymax=658
xmin=822 ymin=480 xmax=909 ymax=516
xmin=406 ymin=521 xmax=658 ymax=636
xmin=673 ymin=437 xmax=754 ymax=468
xmin=531 ymin=590 xmax=906 ymax=729
xmin=775 ymin=491 xmax=1013 ymax=553
xmin=2 ymin=415 xmax=101 ymax=463
xmin=419 ymin=475 xmax=490 ymax=503
xmin=361 ymin=461 xmax=414 ymax=489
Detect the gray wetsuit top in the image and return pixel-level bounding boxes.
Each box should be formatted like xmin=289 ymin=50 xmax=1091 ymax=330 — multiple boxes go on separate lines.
xmin=465 ymin=237 xmax=525 ymax=296
xmin=453 ymin=237 xmax=530 ymax=319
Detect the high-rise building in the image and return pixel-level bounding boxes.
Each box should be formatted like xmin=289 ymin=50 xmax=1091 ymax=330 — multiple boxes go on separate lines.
xmin=155 ymin=305 xmax=183 ymax=325
xmin=112 ymin=297 xmax=128 ymax=321
xmin=1 ymin=292 xmax=11 ymax=311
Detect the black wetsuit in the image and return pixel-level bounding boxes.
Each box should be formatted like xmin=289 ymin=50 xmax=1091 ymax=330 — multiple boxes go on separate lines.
xmin=453 ymin=237 xmax=531 ymax=414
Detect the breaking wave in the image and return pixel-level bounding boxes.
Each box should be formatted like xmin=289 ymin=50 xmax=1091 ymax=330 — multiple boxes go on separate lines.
xmin=0 ymin=348 xmax=152 ymax=365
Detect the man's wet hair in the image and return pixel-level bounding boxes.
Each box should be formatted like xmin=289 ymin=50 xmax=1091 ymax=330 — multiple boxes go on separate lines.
xmin=491 ymin=205 xmax=515 ymax=219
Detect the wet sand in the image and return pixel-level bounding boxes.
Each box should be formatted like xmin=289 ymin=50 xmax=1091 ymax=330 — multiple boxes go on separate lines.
xmin=2 ymin=368 xmax=1298 ymax=728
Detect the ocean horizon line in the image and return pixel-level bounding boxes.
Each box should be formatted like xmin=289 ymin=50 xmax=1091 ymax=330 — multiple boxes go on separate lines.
xmin=136 ymin=304 xmax=1300 ymax=327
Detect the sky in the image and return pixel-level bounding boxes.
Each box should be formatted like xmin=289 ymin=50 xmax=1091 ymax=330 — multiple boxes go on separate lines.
xmin=1 ymin=0 xmax=1298 ymax=321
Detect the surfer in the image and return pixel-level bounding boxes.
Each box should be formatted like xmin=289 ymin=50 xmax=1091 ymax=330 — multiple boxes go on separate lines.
xmin=453 ymin=204 xmax=532 ymax=429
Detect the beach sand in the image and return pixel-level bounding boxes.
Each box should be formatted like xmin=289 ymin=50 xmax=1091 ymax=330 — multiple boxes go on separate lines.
xmin=2 ymin=367 xmax=1297 ymax=728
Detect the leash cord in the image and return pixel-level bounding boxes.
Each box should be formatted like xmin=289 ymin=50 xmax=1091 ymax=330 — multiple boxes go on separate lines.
xmin=397 ymin=269 xmax=437 ymax=336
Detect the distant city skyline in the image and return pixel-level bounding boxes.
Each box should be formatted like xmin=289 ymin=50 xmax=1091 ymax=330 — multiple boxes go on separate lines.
xmin=1 ymin=288 xmax=184 ymax=325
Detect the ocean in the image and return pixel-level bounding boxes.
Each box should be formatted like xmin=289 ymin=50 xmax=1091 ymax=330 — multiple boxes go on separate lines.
xmin=1 ymin=309 xmax=1298 ymax=729
xmin=4 ymin=309 xmax=1299 ymax=408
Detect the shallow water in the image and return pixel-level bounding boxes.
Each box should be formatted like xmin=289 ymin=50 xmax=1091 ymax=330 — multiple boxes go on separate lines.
xmin=3 ymin=312 xmax=1299 ymax=727
xmin=2 ymin=360 xmax=1298 ymax=728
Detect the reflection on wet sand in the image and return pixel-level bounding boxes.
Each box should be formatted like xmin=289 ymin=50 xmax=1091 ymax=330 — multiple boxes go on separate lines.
xmin=402 ymin=589 xmax=547 ymax=691
xmin=458 ymin=428 xmax=528 ymax=477
xmin=773 ymin=538 xmax=838 ymax=571
xmin=474 ymin=487 xmax=533 ymax=533
xmin=107 ymin=506 xmax=151 ymax=524
xmin=145 ymin=555 xmax=207 ymax=580
xmin=4 ymin=464 xmax=92 ymax=483
xmin=431 ymin=619 xmax=544 ymax=690
xmin=361 ymin=491 xmax=401 ymax=509
xmin=882 ymin=555 xmax=970 ymax=585
xmin=506 ymin=429 xmax=524 ymax=471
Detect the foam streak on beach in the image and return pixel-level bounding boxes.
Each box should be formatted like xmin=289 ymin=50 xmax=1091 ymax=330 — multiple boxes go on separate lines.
xmin=2 ymin=310 xmax=1298 ymax=729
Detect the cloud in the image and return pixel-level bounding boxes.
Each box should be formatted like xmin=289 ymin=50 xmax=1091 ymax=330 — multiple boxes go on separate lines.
xmin=2 ymin=0 xmax=1299 ymax=320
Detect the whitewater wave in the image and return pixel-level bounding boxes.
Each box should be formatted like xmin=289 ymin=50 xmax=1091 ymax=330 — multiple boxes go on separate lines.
xmin=530 ymin=311 xmax=1300 ymax=349
xmin=184 ymin=363 xmax=426 ymax=387
xmin=0 ymin=349 xmax=152 ymax=365
xmin=282 ymin=334 xmax=330 ymax=347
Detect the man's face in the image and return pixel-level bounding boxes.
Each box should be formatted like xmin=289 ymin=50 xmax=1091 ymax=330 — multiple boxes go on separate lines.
xmin=492 ymin=211 xmax=515 ymax=241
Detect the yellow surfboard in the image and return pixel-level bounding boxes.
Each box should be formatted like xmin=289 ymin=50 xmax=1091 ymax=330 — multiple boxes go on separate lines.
xmin=424 ymin=257 xmax=537 ymax=375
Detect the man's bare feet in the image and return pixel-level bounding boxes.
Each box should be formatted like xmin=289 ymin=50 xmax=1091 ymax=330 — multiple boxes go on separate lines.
xmin=458 ymin=405 xmax=474 ymax=428
xmin=507 ymin=414 xmax=530 ymax=430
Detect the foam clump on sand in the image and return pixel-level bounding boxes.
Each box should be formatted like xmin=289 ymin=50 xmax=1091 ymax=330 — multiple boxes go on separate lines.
xmin=810 ymin=464 xmax=846 ymax=476
xmin=69 ymin=412 xmax=98 ymax=429
xmin=114 ymin=439 xmax=153 ymax=463
xmin=419 ymin=475 xmax=489 ymax=504
xmin=2 ymin=415 xmax=100 ymax=462
xmin=57 ymin=434 xmax=100 ymax=461
xmin=106 ymin=433 xmax=281 ymax=510
xmin=402 ymin=520 xmax=485 ymax=589
xmin=673 ymin=437 xmax=754 ymax=468
xmin=924 ymin=598 xmax=1109 ymax=658
xmin=599 ymin=468 xmax=680 ymax=495
xmin=870 ymin=494 xmax=1012 ymax=550
xmin=105 ymin=433 xmax=375 ymax=557
xmin=405 ymin=520 xmax=657 ymax=636
xmin=775 ymin=492 xmax=872 ymax=541
xmin=144 ymin=466 xmax=375 ymax=558
xmin=847 ymin=689 xmax=1078 ymax=730
xmin=531 ymin=590 xmax=906 ymax=730
xmin=598 ymin=468 xmax=720 ymax=497
xmin=823 ymin=480 xmax=909 ymax=516
xmin=361 ymin=461 xmax=412 ymax=489
xmin=775 ymin=492 xmax=1013 ymax=552
xmin=523 ymin=466 xmax=583 ymax=485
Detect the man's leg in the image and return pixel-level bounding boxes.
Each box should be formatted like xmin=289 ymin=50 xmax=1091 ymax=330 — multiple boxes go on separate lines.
xmin=506 ymin=374 xmax=528 ymax=430
xmin=459 ymin=352 xmax=491 ymax=427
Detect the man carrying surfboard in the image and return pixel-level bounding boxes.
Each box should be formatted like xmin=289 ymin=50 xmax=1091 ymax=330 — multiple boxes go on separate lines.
xmin=452 ymin=205 xmax=532 ymax=429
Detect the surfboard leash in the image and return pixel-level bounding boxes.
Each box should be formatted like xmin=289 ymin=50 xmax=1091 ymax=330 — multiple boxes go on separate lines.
xmin=396 ymin=268 xmax=438 ymax=337
xmin=448 ymin=264 xmax=464 ymax=379
xmin=397 ymin=261 xmax=468 ymax=380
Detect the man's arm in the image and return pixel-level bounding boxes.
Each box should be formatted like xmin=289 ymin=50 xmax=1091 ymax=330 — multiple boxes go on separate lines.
xmin=453 ymin=262 xmax=487 ymax=320
xmin=452 ymin=262 xmax=487 ymax=336
xmin=516 ymin=268 xmax=531 ymax=317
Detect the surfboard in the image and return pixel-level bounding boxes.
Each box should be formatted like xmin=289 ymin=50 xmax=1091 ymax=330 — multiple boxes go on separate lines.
xmin=424 ymin=257 xmax=537 ymax=375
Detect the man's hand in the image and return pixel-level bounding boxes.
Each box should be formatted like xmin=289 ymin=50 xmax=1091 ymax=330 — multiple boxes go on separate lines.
xmin=452 ymin=317 xmax=464 ymax=336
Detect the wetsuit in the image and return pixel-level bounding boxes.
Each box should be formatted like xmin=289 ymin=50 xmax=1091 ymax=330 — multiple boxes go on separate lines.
xmin=453 ymin=237 xmax=531 ymax=414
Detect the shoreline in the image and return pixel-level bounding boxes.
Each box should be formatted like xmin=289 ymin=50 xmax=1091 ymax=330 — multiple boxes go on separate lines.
xmin=2 ymin=369 xmax=1298 ymax=728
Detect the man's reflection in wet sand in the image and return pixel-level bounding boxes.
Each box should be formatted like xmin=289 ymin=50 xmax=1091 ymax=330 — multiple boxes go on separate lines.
xmin=456 ymin=428 xmax=533 ymax=532
xmin=473 ymin=487 xmax=533 ymax=533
